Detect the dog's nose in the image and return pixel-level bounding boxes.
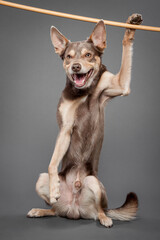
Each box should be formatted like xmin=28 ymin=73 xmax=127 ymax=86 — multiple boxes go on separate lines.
xmin=72 ymin=63 xmax=81 ymax=72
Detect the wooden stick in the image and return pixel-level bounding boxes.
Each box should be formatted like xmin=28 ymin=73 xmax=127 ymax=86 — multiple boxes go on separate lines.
xmin=0 ymin=0 xmax=160 ymax=32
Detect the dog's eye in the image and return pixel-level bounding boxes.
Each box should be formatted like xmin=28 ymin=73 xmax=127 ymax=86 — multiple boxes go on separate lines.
xmin=66 ymin=55 xmax=72 ymax=59
xmin=85 ymin=53 xmax=92 ymax=58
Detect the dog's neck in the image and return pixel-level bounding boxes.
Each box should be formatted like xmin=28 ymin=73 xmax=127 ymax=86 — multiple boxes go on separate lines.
xmin=63 ymin=64 xmax=107 ymax=100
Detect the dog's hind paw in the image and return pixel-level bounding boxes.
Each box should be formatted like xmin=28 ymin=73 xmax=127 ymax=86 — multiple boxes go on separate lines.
xmin=99 ymin=215 xmax=113 ymax=228
xmin=27 ymin=208 xmax=43 ymax=218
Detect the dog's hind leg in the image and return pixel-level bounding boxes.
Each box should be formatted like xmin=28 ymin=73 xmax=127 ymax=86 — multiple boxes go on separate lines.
xmin=35 ymin=173 xmax=51 ymax=205
xmin=82 ymin=176 xmax=113 ymax=228
xmin=27 ymin=173 xmax=56 ymax=218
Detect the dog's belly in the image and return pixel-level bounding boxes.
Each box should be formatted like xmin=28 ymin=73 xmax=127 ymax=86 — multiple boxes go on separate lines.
xmin=54 ymin=172 xmax=98 ymax=219
xmin=60 ymin=106 xmax=105 ymax=176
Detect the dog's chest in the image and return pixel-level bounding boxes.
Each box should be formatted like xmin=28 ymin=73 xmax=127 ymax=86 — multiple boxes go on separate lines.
xmin=58 ymin=96 xmax=87 ymax=129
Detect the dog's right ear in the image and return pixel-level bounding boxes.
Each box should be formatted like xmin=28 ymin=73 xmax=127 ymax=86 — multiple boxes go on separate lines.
xmin=50 ymin=26 xmax=69 ymax=56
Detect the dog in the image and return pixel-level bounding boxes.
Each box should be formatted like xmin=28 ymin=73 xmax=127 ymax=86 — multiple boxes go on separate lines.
xmin=27 ymin=13 xmax=142 ymax=228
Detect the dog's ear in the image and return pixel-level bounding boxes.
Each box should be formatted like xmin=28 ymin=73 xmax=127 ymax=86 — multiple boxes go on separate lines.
xmin=50 ymin=26 xmax=69 ymax=56
xmin=88 ymin=20 xmax=106 ymax=52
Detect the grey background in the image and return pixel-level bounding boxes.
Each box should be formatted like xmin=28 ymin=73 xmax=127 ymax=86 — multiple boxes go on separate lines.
xmin=0 ymin=0 xmax=160 ymax=239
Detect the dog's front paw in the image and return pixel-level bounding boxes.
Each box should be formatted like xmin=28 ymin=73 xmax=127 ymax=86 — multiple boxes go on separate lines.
xmin=50 ymin=176 xmax=61 ymax=204
xmin=127 ymin=13 xmax=143 ymax=25
xmin=50 ymin=192 xmax=61 ymax=204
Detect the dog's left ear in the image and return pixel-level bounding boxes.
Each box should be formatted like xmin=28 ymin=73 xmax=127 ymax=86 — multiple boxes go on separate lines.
xmin=50 ymin=26 xmax=69 ymax=56
xmin=88 ymin=20 xmax=106 ymax=52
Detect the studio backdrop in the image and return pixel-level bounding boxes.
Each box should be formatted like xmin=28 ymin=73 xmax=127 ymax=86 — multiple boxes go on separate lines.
xmin=0 ymin=0 xmax=160 ymax=220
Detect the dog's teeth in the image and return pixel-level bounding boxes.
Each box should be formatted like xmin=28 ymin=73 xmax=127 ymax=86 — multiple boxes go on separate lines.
xmin=73 ymin=74 xmax=76 ymax=80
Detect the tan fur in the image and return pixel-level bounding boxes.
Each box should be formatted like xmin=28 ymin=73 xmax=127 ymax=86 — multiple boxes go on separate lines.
xmin=81 ymin=48 xmax=88 ymax=56
xmin=67 ymin=49 xmax=76 ymax=57
xmin=27 ymin=208 xmax=55 ymax=217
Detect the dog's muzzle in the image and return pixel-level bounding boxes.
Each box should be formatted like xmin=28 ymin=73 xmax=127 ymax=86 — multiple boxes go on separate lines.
xmin=71 ymin=63 xmax=93 ymax=88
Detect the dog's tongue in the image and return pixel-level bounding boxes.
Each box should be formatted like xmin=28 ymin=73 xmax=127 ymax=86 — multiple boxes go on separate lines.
xmin=73 ymin=74 xmax=86 ymax=87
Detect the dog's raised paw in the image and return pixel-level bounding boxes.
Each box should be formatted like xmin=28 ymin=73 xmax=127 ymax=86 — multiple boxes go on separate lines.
xmin=127 ymin=13 xmax=143 ymax=25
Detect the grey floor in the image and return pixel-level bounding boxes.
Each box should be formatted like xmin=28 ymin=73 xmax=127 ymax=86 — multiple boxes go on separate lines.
xmin=1 ymin=214 xmax=160 ymax=240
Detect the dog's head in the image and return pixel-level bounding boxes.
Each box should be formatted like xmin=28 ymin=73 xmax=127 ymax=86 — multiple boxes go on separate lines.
xmin=50 ymin=20 xmax=106 ymax=89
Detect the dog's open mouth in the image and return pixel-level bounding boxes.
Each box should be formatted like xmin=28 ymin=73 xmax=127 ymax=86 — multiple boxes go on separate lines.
xmin=72 ymin=69 xmax=93 ymax=88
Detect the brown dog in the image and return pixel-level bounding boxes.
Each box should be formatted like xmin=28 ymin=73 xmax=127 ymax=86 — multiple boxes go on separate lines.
xmin=27 ymin=13 xmax=142 ymax=228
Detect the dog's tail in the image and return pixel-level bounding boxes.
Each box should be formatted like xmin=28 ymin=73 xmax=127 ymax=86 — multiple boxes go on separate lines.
xmin=106 ymin=192 xmax=138 ymax=221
